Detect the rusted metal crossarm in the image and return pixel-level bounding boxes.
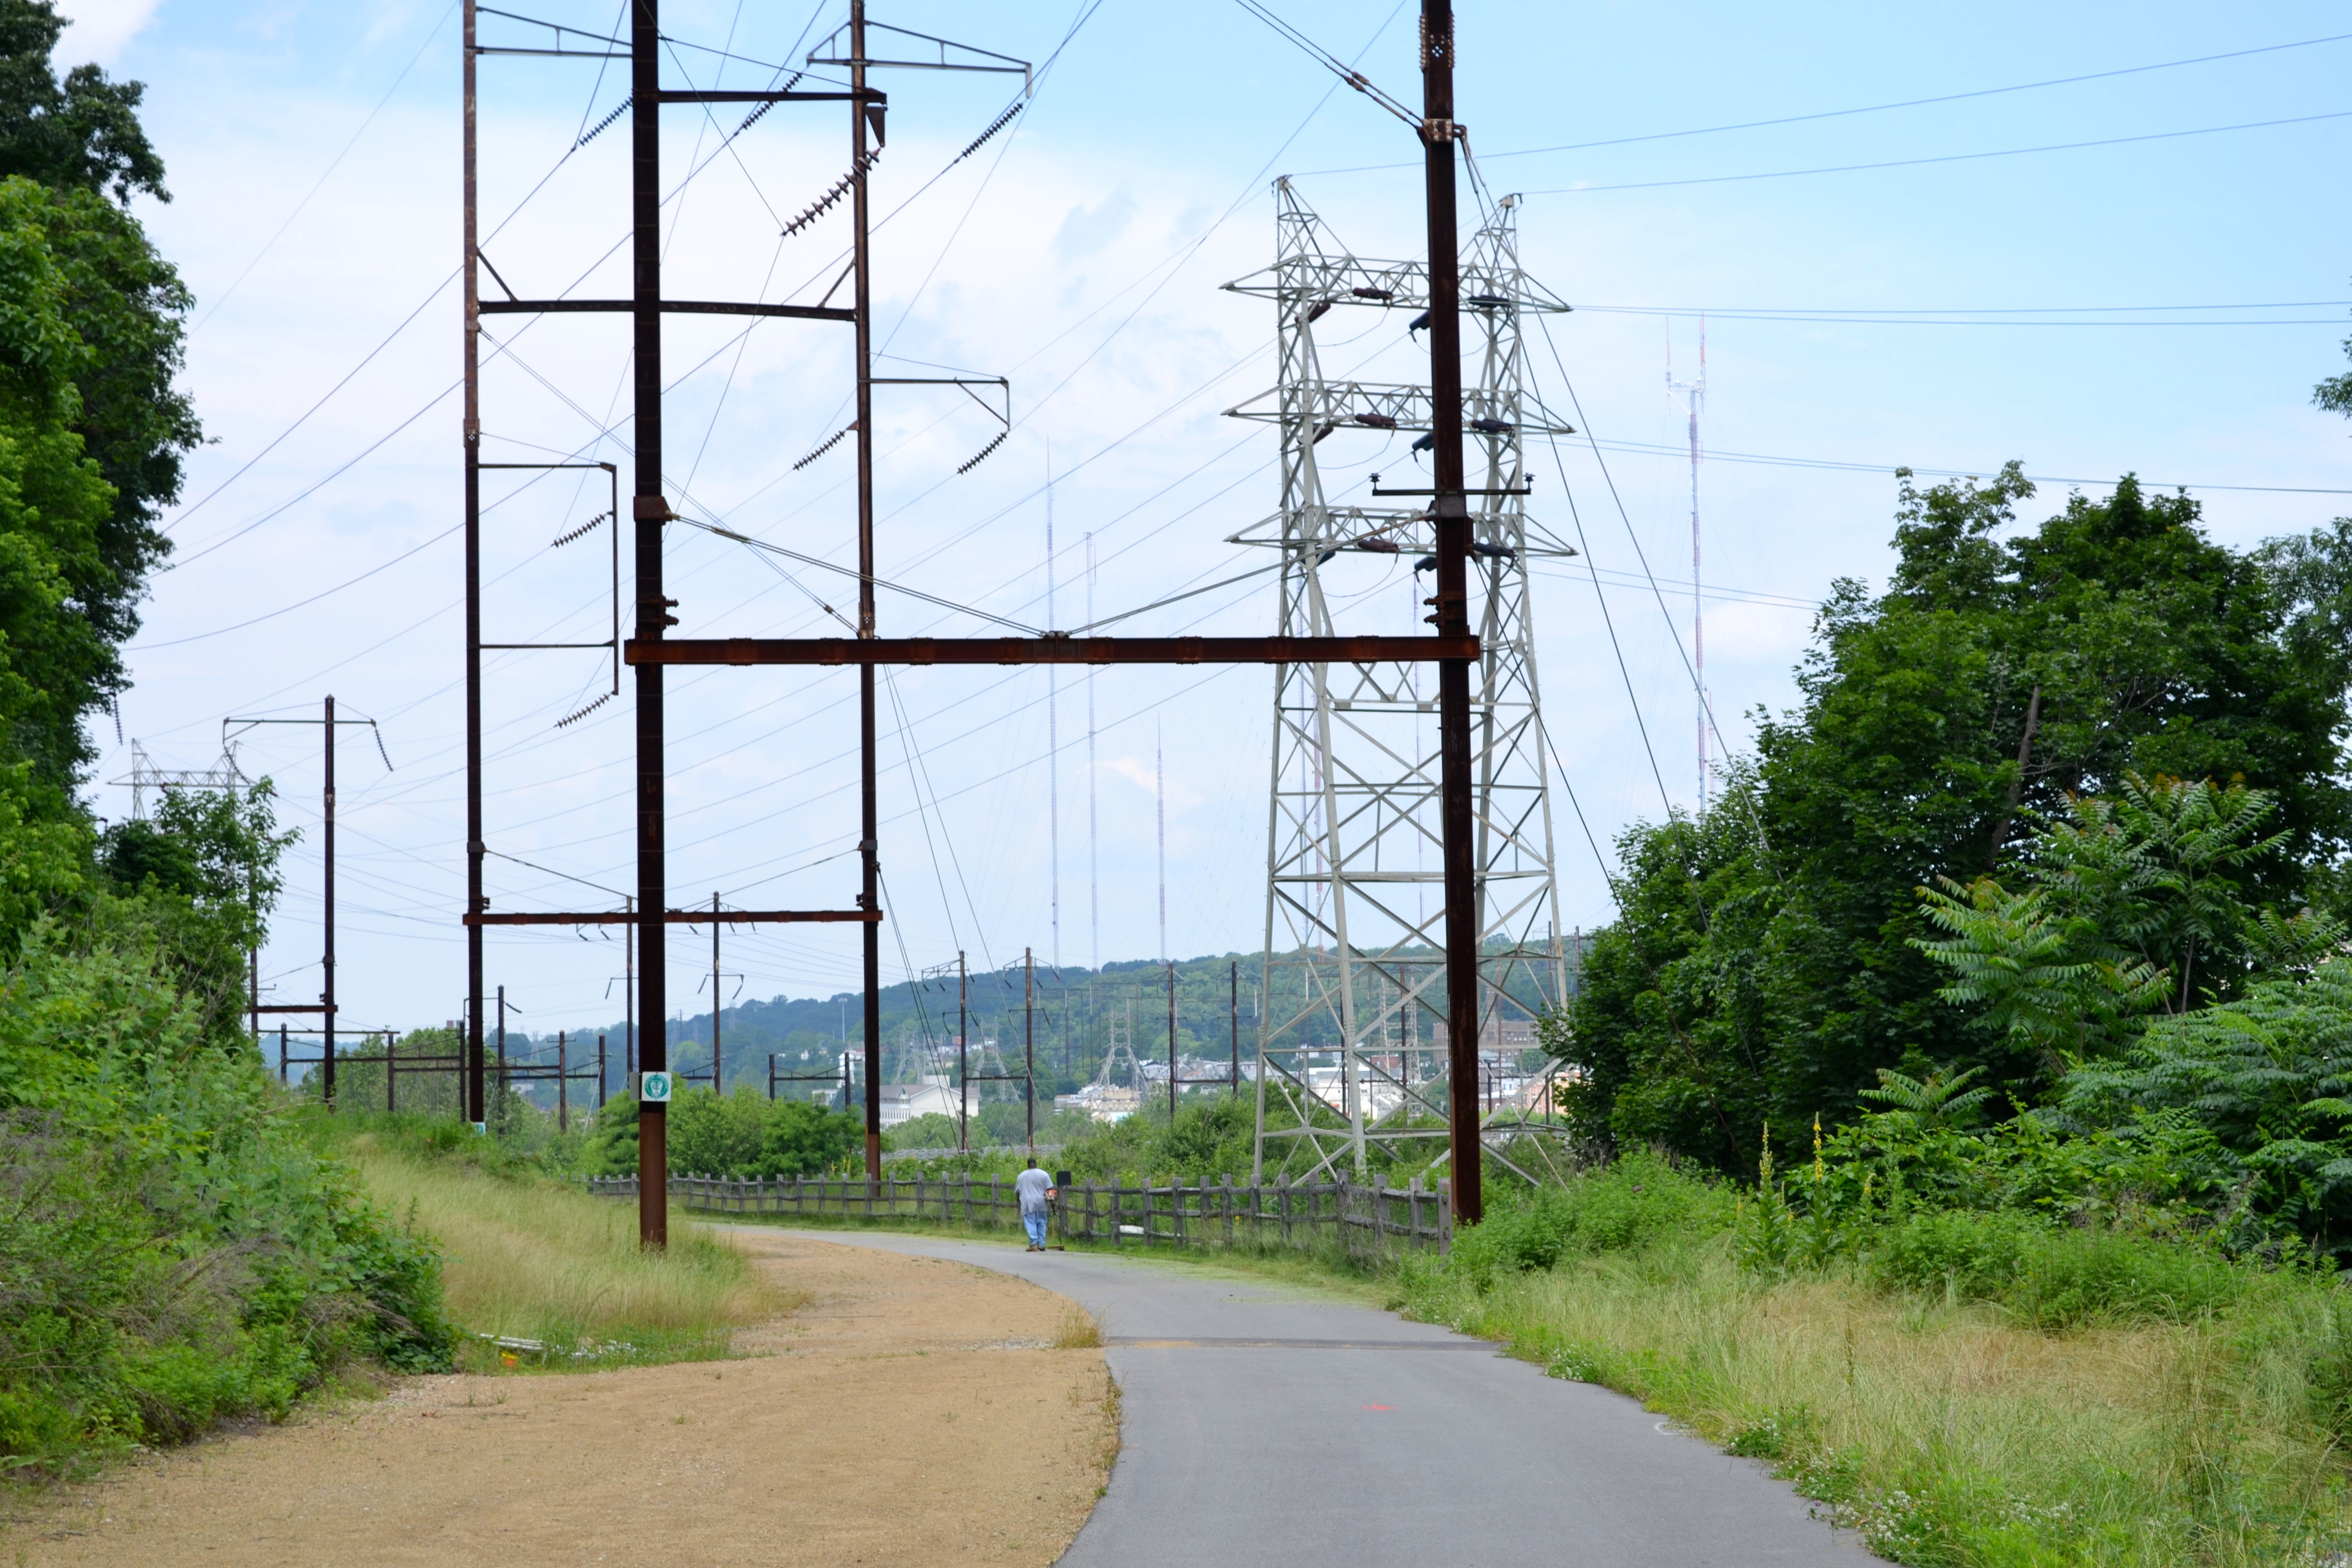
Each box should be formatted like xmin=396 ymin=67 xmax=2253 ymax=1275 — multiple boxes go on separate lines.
xmin=654 ymin=88 xmax=883 ymax=104
xmin=465 ymin=910 xmax=881 ymax=926
xmin=253 ymin=1003 xmax=336 ymax=1013
xmin=480 ymin=300 xmax=856 ymax=322
xmin=624 ymin=634 xmax=1480 ymax=667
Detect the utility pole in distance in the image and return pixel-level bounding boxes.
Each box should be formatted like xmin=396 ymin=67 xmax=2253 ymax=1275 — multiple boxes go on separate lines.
xmin=225 ymin=697 xmax=387 ymax=1110
xmin=1421 ymin=0 xmax=1483 ymax=1225
xmin=958 ymin=951 xmax=969 ymax=1153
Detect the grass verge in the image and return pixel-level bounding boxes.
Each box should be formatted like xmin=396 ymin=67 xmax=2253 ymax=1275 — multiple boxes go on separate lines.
xmin=327 ymin=1123 xmax=779 ymax=1373
xmin=1390 ymin=1158 xmax=2352 ymax=1568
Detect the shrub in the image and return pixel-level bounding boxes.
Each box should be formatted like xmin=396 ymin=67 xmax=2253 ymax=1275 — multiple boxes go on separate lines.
xmin=1451 ymin=1153 xmax=1730 ymax=1287
xmin=1864 ymin=1208 xmax=2251 ymax=1328
xmin=590 ymin=1084 xmax=861 ymax=1179
xmin=0 ymin=919 xmax=454 ymax=1473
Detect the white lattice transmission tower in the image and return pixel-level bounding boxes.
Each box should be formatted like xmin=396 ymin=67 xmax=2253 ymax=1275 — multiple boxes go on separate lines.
xmin=1230 ymin=180 xmax=1577 ymax=1183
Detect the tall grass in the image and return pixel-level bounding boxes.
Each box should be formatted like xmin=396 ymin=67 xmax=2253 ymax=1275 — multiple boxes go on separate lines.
xmin=336 ymin=1134 xmax=774 ymax=1368
xmin=1398 ymin=1159 xmax=2352 ymax=1566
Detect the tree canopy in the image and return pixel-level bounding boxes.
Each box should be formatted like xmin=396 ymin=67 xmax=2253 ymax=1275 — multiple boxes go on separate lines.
xmin=1558 ymin=468 xmax=2352 ymax=1173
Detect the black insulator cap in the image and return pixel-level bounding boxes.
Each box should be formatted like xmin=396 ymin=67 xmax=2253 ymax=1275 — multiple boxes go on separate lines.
xmin=1413 ymin=555 xmax=1438 ymax=573
xmin=1408 ymin=309 xmax=1432 ymax=334
xmin=1411 ymin=432 xmax=1435 ymax=453
xmin=1470 ymin=417 xmax=1512 ymax=434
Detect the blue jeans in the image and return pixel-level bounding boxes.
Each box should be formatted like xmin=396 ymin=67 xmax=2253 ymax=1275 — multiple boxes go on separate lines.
xmin=1023 ymin=1210 xmax=1048 ymax=1246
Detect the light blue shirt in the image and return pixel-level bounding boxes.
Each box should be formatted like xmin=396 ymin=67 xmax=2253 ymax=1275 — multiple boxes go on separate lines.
xmin=1015 ymin=1166 xmax=1054 ymax=1214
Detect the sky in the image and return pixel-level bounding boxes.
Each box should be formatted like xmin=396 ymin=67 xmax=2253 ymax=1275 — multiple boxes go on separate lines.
xmin=57 ymin=0 xmax=2352 ymax=1041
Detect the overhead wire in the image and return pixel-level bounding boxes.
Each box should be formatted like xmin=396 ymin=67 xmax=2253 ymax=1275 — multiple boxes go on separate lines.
xmin=1295 ymin=28 xmax=2352 ymax=173
xmin=1523 ymin=107 xmax=2352 ymax=196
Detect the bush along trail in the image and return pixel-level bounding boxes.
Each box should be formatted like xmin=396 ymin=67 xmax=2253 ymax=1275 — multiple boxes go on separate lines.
xmin=0 ymin=0 xmax=465 ymax=1482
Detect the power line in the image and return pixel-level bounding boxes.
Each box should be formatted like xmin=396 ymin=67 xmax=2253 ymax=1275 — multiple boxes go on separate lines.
xmin=1523 ymin=107 xmax=2352 ymax=195
xmin=1295 ymin=29 xmax=2352 ymax=174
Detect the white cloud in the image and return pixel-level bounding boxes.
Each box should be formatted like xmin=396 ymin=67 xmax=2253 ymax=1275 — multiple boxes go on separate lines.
xmin=1097 ymin=754 xmax=1201 ymax=812
xmin=56 ymin=0 xmax=162 ymax=65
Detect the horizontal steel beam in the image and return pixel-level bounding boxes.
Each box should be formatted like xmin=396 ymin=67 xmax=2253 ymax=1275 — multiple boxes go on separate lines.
xmin=654 ymin=88 xmax=880 ymax=104
xmin=625 ymin=634 xmax=1480 ymax=667
xmin=466 ymin=910 xmax=880 ymax=926
xmin=479 ymin=300 xmax=856 ymax=322
xmin=253 ymin=1003 xmax=334 ymax=1014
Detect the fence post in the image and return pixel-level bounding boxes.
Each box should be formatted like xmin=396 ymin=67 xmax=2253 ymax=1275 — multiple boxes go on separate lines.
xmin=1111 ymin=1179 xmax=1123 ymax=1248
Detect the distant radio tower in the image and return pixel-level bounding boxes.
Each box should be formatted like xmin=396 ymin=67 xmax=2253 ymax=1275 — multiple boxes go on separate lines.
xmin=1086 ymin=531 xmax=1098 ymax=972
xmin=1156 ymin=721 xmax=1167 ymax=967
xmin=1046 ymin=448 xmax=1060 ymax=967
xmin=1668 ymin=321 xmax=1707 ymax=812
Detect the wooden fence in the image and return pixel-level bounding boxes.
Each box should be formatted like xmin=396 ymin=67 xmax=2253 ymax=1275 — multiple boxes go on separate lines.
xmin=584 ymin=1172 xmax=1451 ymax=1257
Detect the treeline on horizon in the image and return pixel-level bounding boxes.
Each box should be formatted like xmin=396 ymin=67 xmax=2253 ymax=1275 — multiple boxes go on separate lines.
xmin=465 ymin=941 xmax=1563 ymax=1099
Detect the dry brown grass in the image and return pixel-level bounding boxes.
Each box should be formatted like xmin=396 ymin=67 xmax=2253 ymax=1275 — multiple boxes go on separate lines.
xmin=1052 ymin=1303 xmax=1105 ymax=1350
xmin=344 ymin=1141 xmax=775 ymax=1352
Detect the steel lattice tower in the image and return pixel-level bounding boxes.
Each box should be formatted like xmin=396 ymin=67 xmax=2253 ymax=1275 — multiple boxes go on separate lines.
xmin=1231 ymin=180 xmax=1577 ymax=1183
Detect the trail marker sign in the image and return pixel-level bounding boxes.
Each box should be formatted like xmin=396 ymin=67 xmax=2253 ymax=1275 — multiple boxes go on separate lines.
xmin=640 ymin=1071 xmax=673 ymax=1104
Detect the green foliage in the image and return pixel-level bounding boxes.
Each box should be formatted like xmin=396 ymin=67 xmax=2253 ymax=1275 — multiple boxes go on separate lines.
xmin=0 ymin=921 xmax=454 ymax=1473
xmin=0 ymin=0 xmax=164 ymax=205
xmin=97 ymin=779 xmax=294 ymax=1040
xmin=589 ymin=1085 xmax=861 ymax=1180
xmin=2061 ymin=958 xmax=2352 ymax=1251
xmin=1911 ymin=777 xmax=2341 ymax=1076
xmin=1448 ymin=1152 xmax=1731 ymax=1289
xmin=35 ymin=177 xmax=193 ymax=652
xmin=1863 ymin=1209 xmax=2249 ymax=1330
xmin=1560 ymin=469 xmax=2352 ymax=1171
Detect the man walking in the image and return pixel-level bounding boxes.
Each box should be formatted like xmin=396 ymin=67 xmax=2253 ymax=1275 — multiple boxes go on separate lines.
xmin=1015 ymin=1157 xmax=1055 ymax=1252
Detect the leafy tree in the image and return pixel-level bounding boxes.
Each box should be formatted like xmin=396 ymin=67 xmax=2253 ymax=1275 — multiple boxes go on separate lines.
xmin=2061 ymin=960 xmax=2352 ymax=1250
xmin=589 ymin=1085 xmax=861 ymax=1179
xmin=1855 ymin=1064 xmax=1994 ymax=1133
xmin=1555 ymin=470 xmax=2352 ymax=1172
xmin=1913 ymin=777 xmax=2346 ymax=1079
xmin=97 ymin=780 xmax=295 ymax=1040
xmin=0 ymin=0 xmax=164 ymax=205
xmin=0 ymin=3 xmax=193 ymax=690
xmin=2318 ymin=309 xmax=2352 ymax=418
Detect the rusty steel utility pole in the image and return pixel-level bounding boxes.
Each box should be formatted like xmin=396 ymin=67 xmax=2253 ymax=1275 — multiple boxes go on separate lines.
xmin=958 ymin=950 xmax=969 ymax=1153
xmin=322 ymin=693 xmax=337 ymax=1107
xmin=1166 ymin=961 xmax=1178 ymax=1119
xmin=461 ymin=0 xmax=485 ymax=1134
xmin=631 ymin=0 xmax=670 ymax=1251
xmin=1422 ymin=0 xmax=1481 ymax=1225
xmin=710 ymin=892 xmax=722 ymax=1093
xmin=849 ymin=0 xmax=885 ymax=1183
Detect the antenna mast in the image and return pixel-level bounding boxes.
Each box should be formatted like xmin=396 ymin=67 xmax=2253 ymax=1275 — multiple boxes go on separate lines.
xmin=1047 ymin=449 xmax=1059 ymax=968
xmin=1668 ymin=321 xmax=1706 ymax=811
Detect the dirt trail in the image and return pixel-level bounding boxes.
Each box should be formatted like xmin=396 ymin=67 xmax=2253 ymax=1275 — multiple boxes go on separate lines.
xmin=10 ymin=1230 xmax=1115 ymax=1568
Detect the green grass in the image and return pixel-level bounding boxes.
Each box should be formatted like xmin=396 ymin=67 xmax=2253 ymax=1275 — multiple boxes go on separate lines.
xmin=325 ymin=1121 xmax=778 ymax=1373
xmin=1390 ymin=1160 xmax=2352 ymax=1568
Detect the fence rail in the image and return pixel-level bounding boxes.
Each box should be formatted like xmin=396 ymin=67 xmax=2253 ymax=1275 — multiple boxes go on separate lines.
xmin=584 ymin=1172 xmax=1451 ymax=1257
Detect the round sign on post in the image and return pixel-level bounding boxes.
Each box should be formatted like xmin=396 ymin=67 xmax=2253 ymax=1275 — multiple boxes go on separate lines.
xmin=640 ymin=1070 xmax=673 ymax=1104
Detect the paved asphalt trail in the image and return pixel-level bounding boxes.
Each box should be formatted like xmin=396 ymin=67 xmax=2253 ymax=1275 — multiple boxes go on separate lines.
xmin=750 ymin=1229 xmax=1880 ymax=1567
